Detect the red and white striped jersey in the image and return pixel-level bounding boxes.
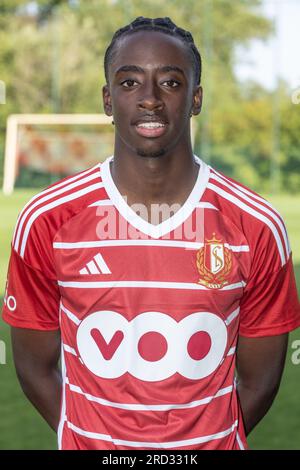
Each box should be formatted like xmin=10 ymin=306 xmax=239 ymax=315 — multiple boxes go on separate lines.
xmin=3 ymin=155 xmax=300 ymax=450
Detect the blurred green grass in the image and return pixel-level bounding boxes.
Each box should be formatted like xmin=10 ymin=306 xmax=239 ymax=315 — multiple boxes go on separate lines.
xmin=0 ymin=190 xmax=299 ymax=449
xmin=0 ymin=190 xmax=56 ymax=449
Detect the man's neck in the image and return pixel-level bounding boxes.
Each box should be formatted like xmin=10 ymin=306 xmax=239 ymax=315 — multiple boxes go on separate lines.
xmin=110 ymin=146 xmax=199 ymax=209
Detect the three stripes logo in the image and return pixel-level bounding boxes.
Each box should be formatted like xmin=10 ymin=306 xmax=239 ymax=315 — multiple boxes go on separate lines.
xmin=79 ymin=253 xmax=111 ymax=275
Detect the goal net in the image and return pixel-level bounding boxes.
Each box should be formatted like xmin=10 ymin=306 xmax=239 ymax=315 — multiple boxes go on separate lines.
xmin=3 ymin=113 xmax=197 ymax=195
xmin=3 ymin=114 xmax=114 ymax=194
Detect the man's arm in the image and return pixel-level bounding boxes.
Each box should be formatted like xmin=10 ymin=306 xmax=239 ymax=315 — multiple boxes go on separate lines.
xmin=236 ymin=333 xmax=288 ymax=436
xmin=11 ymin=327 xmax=62 ymax=432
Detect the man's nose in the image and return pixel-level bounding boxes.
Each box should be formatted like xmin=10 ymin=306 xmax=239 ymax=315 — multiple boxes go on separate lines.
xmin=137 ymin=81 xmax=163 ymax=111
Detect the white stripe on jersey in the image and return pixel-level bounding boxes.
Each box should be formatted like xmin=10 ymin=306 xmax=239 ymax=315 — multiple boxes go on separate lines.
xmin=13 ymin=164 xmax=100 ymax=247
xmin=225 ymin=307 xmax=240 ymax=326
xmin=196 ymin=202 xmax=219 ymax=210
xmin=53 ymin=240 xmax=250 ymax=252
xmin=14 ymin=171 xmax=101 ymax=253
xmin=19 ymin=182 xmax=103 ymax=258
xmin=227 ymin=347 xmax=236 ymax=356
xmin=67 ymin=382 xmax=233 ymax=411
xmin=57 ymin=347 xmax=67 ymax=450
xmin=63 ymin=344 xmax=77 ymax=356
xmin=60 ymin=302 xmax=80 ymax=325
xmin=60 ymin=303 xmax=240 ymax=331
xmin=207 ymin=183 xmax=287 ymax=266
xmin=236 ymin=431 xmax=245 ymax=450
xmin=211 ymin=168 xmax=283 ymax=219
xmin=89 ymin=200 xmax=219 ymax=211
xmin=57 ymin=280 xmax=246 ymax=290
xmin=210 ymin=172 xmax=290 ymax=256
xmin=88 ymin=199 xmax=112 ymax=207
xmin=66 ymin=419 xmax=239 ymax=448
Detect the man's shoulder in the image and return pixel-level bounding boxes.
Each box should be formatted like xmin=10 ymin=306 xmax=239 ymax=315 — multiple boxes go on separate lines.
xmin=12 ymin=162 xmax=107 ymax=260
xmin=40 ymin=161 xmax=103 ymax=200
xmin=206 ymin=164 xmax=282 ymax=223
xmin=205 ymin=163 xmax=289 ymax=266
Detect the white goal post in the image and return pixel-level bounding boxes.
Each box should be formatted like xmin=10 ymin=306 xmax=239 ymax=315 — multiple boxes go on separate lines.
xmin=3 ymin=114 xmax=113 ymax=195
xmin=3 ymin=113 xmax=197 ymax=195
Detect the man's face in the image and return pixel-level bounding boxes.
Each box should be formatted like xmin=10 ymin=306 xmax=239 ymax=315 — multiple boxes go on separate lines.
xmin=103 ymin=31 xmax=202 ymax=158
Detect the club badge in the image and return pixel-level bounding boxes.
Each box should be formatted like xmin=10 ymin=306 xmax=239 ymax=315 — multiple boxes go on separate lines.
xmin=197 ymin=233 xmax=232 ymax=289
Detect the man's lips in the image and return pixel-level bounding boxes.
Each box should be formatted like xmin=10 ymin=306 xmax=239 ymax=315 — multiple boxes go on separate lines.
xmin=133 ymin=119 xmax=168 ymax=138
xmin=134 ymin=123 xmax=168 ymax=138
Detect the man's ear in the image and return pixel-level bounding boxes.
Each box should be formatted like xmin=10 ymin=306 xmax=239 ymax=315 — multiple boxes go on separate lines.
xmin=191 ymin=85 xmax=203 ymax=116
xmin=102 ymin=84 xmax=113 ymax=117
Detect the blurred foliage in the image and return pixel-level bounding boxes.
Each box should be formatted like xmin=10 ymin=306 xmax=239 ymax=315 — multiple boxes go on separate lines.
xmin=0 ymin=0 xmax=299 ymax=192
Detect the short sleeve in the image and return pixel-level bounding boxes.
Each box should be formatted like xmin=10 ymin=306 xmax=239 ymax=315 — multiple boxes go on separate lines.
xmin=239 ymin=252 xmax=300 ymax=337
xmin=2 ymin=247 xmax=60 ymax=330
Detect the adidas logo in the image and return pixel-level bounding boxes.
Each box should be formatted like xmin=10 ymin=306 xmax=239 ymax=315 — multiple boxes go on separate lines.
xmin=79 ymin=253 xmax=111 ymax=275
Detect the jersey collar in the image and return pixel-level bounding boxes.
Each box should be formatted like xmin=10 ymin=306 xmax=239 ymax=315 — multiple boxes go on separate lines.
xmin=100 ymin=154 xmax=210 ymax=239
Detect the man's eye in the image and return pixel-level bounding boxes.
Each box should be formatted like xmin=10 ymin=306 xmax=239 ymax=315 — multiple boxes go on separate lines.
xmin=121 ymin=79 xmax=138 ymax=87
xmin=163 ymin=80 xmax=180 ymax=88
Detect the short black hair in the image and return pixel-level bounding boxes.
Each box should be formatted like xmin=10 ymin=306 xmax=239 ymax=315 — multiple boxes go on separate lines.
xmin=104 ymin=16 xmax=202 ymax=86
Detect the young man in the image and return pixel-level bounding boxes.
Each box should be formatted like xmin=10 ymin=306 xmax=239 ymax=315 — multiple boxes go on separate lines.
xmin=3 ymin=16 xmax=300 ymax=450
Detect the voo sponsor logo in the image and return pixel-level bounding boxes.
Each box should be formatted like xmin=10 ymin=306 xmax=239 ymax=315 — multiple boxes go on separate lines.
xmin=76 ymin=310 xmax=228 ymax=381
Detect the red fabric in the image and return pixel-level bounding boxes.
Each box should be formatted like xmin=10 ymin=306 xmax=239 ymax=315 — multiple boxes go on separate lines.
xmin=240 ymin=256 xmax=300 ymax=336
xmin=3 ymin=248 xmax=60 ymax=330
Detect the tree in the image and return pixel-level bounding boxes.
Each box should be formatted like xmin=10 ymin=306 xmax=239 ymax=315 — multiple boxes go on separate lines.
xmin=4 ymin=0 xmax=298 ymax=193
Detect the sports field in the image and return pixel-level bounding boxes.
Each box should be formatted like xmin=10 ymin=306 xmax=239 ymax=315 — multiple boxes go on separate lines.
xmin=0 ymin=190 xmax=299 ymax=449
